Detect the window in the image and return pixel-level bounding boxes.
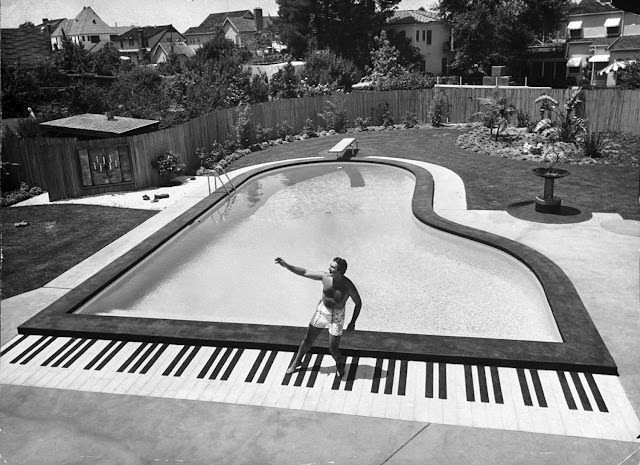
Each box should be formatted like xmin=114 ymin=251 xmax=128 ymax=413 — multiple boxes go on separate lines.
xmin=416 ymin=30 xmax=419 ymax=41
xmin=90 ymin=35 xmax=99 ymax=43
xmin=82 ymin=35 xmax=85 ymax=41
xmin=569 ymin=28 xmax=582 ymax=39
xmin=441 ymin=57 xmax=448 ymax=74
xmin=568 ymin=66 xmax=580 ymax=74
xmin=399 ymin=30 xmax=405 ymax=39
xmin=604 ymin=17 xmax=621 ymax=37
xmin=422 ymin=30 xmax=425 ymax=41
xmin=427 ymin=30 xmax=432 ymax=44
xmin=110 ymin=35 xmax=118 ymax=41
xmin=128 ymin=38 xmax=134 ymax=46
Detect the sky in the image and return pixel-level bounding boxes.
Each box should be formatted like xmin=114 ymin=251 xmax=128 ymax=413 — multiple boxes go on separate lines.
xmin=1 ymin=0 xmax=438 ymax=33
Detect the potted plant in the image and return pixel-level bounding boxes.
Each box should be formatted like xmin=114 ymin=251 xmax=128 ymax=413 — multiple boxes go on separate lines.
xmin=153 ymin=151 xmax=185 ymax=186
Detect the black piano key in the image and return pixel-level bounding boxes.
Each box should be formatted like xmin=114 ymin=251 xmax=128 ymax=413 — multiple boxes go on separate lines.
xmin=62 ymin=339 xmax=97 ymax=368
xmin=425 ymin=361 xmax=434 ymax=398
xmin=95 ymin=341 xmax=127 ymax=370
xmin=345 ymin=357 xmax=360 ymax=392
xmin=221 ymin=349 xmax=244 ymax=381
xmin=174 ymin=346 xmax=201 ymax=377
xmin=197 ymin=347 xmax=222 ymax=379
xmin=489 ymin=366 xmax=504 ymax=404
xmin=371 ymin=358 xmax=383 ymax=393
xmin=281 ymin=353 xmax=298 ymax=386
xmin=210 ymin=347 xmax=234 ymax=380
xmin=306 ymin=353 xmax=324 ymax=388
xmin=293 ymin=353 xmax=312 ymax=387
xmin=257 ymin=351 xmax=278 ymax=384
xmin=477 ymin=366 xmax=489 ymax=403
xmin=51 ymin=338 xmax=87 ymax=368
xmin=42 ymin=338 xmax=75 ymax=367
xmin=1 ymin=334 xmax=28 ymax=356
xmin=557 ymin=371 xmax=577 ymax=410
xmin=584 ymin=373 xmax=608 ymax=413
xmin=384 ymin=360 xmax=396 ymax=395
xmin=84 ymin=340 xmax=118 ymax=370
xmin=464 ymin=365 xmax=475 ymax=402
xmin=10 ymin=335 xmax=48 ymax=364
xmin=330 ymin=368 xmax=343 ymax=390
xmin=20 ymin=337 xmax=55 ymax=365
xmin=438 ymin=363 xmax=447 ymax=399
xmin=118 ymin=342 xmax=149 ymax=373
xmin=129 ymin=343 xmax=159 ymax=374
xmin=140 ymin=344 xmax=168 ymax=375
xmin=163 ymin=345 xmax=190 ymax=376
xmin=530 ymin=369 xmax=547 ymax=408
xmin=570 ymin=372 xmax=592 ymax=411
xmin=245 ymin=350 xmax=267 ymax=383
xmin=517 ymin=368 xmax=533 ymax=406
xmin=397 ymin=360 xmax=408 ymax=396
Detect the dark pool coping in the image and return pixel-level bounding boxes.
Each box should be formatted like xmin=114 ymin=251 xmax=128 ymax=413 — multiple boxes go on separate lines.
xmin=18 ymin=158 xmax=617 ymax=375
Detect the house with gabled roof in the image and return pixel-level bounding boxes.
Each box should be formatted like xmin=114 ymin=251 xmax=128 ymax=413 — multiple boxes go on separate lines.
xmin=50 ymin=6 xmax=132 ymax=53
xmin=565 ymin=0 xmax=640 ymax=86
xmin=184 ymin=8 xmax=277 ymax=48
xmin=151 ymin=41 xmax=196 ymax=67
xmin=115 ymin=25 xmax=185 ymax=64
xmin=384 ymin=8 xmax=453 ymax=74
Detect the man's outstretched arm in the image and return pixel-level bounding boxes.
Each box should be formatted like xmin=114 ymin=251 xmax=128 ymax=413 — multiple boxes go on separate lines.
xmin=275 ymin=257 xmax=323 ymax=280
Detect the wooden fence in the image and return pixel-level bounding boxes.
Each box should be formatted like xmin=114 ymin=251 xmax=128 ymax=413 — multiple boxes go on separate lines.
xmin=3 ymin=87 xmax=639 ymax=200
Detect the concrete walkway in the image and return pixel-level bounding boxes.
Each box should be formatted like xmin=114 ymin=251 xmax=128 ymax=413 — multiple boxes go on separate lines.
xmin=1 ymin=156 xmax=639 ymax=464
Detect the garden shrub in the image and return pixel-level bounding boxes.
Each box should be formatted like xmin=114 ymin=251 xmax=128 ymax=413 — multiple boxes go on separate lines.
xmin=353 ymin=117 xmax=369 ymax=131
xmin=275 ymin=120 xmax=294 ymax=139
xmin=1 ymin=182 xmax=44 ymax=207
xmin=534 ymin=89 xmax=585 ymax=143
xmin=302 ymin=50 xmax=357 ymax=90
xmin=616 ymin=61 xmax=640 ymax=89
xmin=474 ymin=91 xmax=516 ymax=140
xmin=302 ymin=118 xmax=318 ymax=137
xmin=401 ymin=111 xmax=418 ymax=128
xmin=269 ymin=63 xmax=300 ymax=99
xmin=234 ymin=104 xmax=254 ymax=149
xmin=381 ymin=109 xmax=394 ymax=128
xmin=255 ymin=124 xmax=274 ymax=143
xmin=374 ymin=72 xmax=435 ymax=91
xmin=429 ymin=90 xmax=448 ymax=127
xmin=196 ymin=141 xmax=228 ymax=169
xmin=516 ymin=109 xmax=531 ymax=128
xmin=153 ymin=151 xmax=185 ymax=177
xmin=581 ymin=130 xmax=605 ymax=158
xmin=318 ymin=95 xmax=349 ymax=132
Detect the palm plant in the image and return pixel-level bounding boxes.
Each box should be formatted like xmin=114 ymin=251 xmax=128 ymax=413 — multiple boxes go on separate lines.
xmin=474 ymin=92 xmax=516 ymax=140
xmin=534 ymin=88 xmax=585 ymax=143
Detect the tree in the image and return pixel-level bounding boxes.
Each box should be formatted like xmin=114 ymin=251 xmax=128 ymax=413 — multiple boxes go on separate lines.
xmin=368 ymin=30 xmax=406 ymax=79
xmin=276 ymin=0 xmax=400 ymax=70
xmin=438 ymin=0 xmax=570 ymax=77
xmin=54 ymin=31 xmax=91 ymax=74
xmin=91 ymin=43 xmax=122 ymax=76
xmin=19 ymin=21 xmax=36 ymax=29
xmin=269 ymin=62 xmax=300 ymax=98
xmin=617 ymin=61 xmax=640 ymax=89
xmin=302 ymin=50 xmax=357 ymax=89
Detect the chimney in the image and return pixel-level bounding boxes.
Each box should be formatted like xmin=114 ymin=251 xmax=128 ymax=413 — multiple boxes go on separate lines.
xmin=42 ymin=18 xmax=49 ymax=23
xmin=105 ymin=111 xmax=115 ymax=120
xmin=253 ymin=8 xmax=263 ymax=32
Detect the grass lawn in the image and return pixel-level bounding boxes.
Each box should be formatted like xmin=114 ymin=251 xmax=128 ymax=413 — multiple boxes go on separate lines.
xmin=1 ymin=205 xmax=156 ymax=299
xmin=231 ymin=128 xmax=640 ymax=220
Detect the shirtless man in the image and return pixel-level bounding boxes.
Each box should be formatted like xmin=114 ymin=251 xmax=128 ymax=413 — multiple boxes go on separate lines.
xmin=274 ymin=257 xmax=362 ymax=377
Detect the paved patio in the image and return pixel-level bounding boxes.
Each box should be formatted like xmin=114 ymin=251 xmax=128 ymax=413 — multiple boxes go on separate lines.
xmin=1 ymin=133 xmax=639 ymax=464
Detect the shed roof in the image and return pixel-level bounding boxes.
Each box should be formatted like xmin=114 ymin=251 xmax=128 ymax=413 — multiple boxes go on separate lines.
xmin=40 ymin=114 xmax=159 ymax=137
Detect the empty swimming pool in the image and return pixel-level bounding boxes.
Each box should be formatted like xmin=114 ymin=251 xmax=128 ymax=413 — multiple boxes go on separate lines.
xmin=77 ymin=162 xmax=561 ymax=342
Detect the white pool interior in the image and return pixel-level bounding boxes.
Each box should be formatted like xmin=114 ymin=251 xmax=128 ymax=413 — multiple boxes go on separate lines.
xmin=77 ymin=162 xmax=562 ymax=342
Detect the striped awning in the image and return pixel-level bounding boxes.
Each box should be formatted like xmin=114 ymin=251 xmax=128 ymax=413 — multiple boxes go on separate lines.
xmin=604 ymin=17 xmax=621 ymax=27
xmin=567 ymin=20 xmax=583 ymax=29
xmin=567 ymin=56 xmax=587 ymax=67
xmin=588 ymin=54 xmax=610 ymax=63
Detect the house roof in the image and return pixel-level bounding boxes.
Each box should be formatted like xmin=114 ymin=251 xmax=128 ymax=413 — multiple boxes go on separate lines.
xmin=115 ymin=25 xmax=180 ymax=41
xmin=40 ymin=114 xmax=159 ymax=136
xmin=184 ymin=10 xmax=253 ymax=34
xmin=0 ymin=27 xmax=51 ymax=68
xmin=569 ymin=0 xmax=619 ymax=15
xmin=154 ymin=42 xmax=196 ymax=57
xmin=223 ymin=16 xmax=275 ymax=33
xmin=36 ymin=18 xmax=67 ymax=35
xmin=609 ymin=34 xmax=640 ymax=50
xmin=51 ymin=7 xmax=116 ymax=37
xmin=387 ymin=9 xmax=439 ymax=25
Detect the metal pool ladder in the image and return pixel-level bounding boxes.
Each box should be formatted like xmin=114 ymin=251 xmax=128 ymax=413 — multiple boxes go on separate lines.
xmin=207 ymin=165 xmax=237 ymax=195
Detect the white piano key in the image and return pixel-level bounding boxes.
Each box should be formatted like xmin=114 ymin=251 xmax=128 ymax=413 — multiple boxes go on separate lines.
xmin=314 ymin=362 xmax=342 ymax=414
xmin=326 ymin=356 xmax=354 ymax=415
xmin=343 ymin=357 xmax=375 ymax=416
xmin=384 ymin=360 xmax=404 ymax=420
xmin=287 ymin=356 xmax=317 ymax=411
xmin=300 ymin=355 xmax=335 ymax=413
xmin=595 ymin=374 xmax=640 ymax=441
xmin=495 ymin=367 xmax=519 ymax=432
xmin=236 ymin=350 xmax=275 ymax=406
xmin=369 ymin=359 xmax=391 ymax=419
xmin=410 ymin=361 xmax=429 ymax=423
xmin=254 ymin=351 xmax=295 ymax=408
xmin=213 ymin=348 xmax=257 ymax=404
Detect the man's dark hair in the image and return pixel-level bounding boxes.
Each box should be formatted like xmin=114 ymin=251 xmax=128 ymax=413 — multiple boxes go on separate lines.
xmin=333 ymin=257 xmax=347 ymax=273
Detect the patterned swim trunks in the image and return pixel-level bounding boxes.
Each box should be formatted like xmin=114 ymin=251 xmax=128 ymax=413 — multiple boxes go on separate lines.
xmin=310 ymin=301 xmax=345 ymax=336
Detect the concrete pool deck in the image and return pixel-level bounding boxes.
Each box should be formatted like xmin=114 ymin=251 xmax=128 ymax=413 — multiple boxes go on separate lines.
xmin=1 ymin=152 xmax=639 ymax=463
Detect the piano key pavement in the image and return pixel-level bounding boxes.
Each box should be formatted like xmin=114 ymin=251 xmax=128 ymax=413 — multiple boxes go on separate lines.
xmin=2 ymin=335 xmax=639 ymax=442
